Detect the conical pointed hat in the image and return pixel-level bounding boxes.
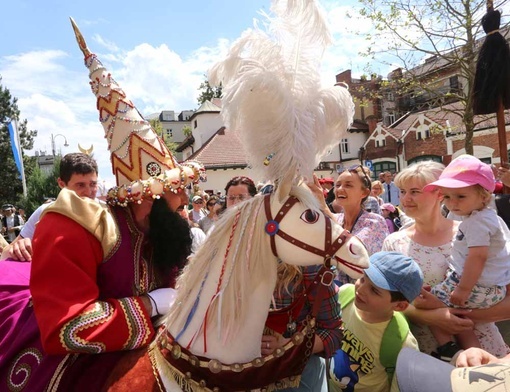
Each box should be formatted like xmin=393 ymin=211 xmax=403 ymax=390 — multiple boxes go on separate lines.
xmin=70 ymin=18 xmax=205 ymax=206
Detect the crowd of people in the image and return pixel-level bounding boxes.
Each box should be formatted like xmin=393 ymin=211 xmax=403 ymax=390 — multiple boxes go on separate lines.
xmin=2 ymin=154 xmax=510 ymax=391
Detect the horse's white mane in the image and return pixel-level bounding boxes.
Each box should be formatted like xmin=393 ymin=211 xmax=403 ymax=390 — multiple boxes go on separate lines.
xmin=164 ymin=183 xmax=319 ymax=340
xmin=209 ymin=0 xmax=354 ymax=185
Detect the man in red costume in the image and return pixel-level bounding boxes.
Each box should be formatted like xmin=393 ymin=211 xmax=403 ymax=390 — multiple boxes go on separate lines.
xmin=0 ymin=19 xmax=204 ymax=392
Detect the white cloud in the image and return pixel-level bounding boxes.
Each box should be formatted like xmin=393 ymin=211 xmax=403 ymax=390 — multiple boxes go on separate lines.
xmin=0 ymin=36 xmax=234 ymax=186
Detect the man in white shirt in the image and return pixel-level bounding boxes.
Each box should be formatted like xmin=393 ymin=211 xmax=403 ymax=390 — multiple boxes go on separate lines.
xmin=1 ymin=153 xmax=98 ymax=261
xmin=381 ymin=171 xmax=400 ymax=206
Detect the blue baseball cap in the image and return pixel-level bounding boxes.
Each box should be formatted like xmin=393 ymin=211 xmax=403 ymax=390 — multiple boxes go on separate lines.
xmin=365 ymin=251 xmax=424 ymax=302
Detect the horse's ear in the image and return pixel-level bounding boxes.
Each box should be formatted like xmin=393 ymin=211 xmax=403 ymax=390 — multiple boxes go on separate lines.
xmin=276 ymin=170 xmax=295 ymax=203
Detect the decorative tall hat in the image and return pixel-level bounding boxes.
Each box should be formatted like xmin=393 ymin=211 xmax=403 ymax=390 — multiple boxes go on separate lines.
xmin=70 ymin=18 xmax=204 ymax=206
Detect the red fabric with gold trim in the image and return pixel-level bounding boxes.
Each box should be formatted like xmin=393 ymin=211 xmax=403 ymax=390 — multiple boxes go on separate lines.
xmin=31 ymin=213 xmax=155 ymax=355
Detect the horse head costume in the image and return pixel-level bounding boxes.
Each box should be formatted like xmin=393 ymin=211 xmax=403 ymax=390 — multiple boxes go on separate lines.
xmin=70 ymin=0 xmax=370 ymax=391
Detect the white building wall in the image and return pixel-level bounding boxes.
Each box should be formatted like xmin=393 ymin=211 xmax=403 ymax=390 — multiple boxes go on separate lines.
xmin=192 ymin=112 xmax=223 ymax=150
xmin=198 ymin=167 xmax=262 ymax=195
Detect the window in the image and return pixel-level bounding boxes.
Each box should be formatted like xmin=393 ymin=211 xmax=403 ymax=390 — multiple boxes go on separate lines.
xmin=194 ymin=120 xmax=198 ymax=129
xmin=386 ymin=92 xmax=395 ymax=102
xmin=373 ymin=161 xmax=397 ymax=180
xmin=450 ymin=75 xmax=459 ymax=91
xmin=166 ymin=129 xmax=173 ymax=139
xmin=341 ymin=138 xmax=349 ymax=154
xmin=387 ymin=113 xmax=395 ymax=125
xmin=376 ymin=139 xmax=386 ymax=148
xmin=416 ymin=129 xmax=431 ymax=140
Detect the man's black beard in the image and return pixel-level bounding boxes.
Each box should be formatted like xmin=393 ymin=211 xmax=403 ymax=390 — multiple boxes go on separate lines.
xmin=148 ymin=198 xmax=192 ymax=285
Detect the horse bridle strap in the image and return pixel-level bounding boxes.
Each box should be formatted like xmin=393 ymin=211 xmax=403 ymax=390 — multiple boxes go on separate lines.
xmin=263 ymin=194 xmax=349 ymax=263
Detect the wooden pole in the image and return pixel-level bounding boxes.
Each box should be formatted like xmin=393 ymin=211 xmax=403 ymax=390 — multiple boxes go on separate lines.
xmin=497 ymin=99 xmax=510 ymax=193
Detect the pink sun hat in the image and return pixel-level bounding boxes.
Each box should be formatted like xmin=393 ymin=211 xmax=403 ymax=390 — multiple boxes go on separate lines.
xmin=423 ymin=155 xmax=495 ymax=193
xmin=380 ymin=203 xmax=396 ymax=213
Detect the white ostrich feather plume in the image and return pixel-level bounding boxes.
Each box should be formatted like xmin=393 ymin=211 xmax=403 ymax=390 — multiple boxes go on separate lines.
xmin=209 ymin=0 xmax=354 ymax=187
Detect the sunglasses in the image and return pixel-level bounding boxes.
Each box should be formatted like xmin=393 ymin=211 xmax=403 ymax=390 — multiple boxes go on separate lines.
xmin=347 ymin=164 xmax=372 ymax=190
xmin=194 ymin=200 xmax=204 ymax=204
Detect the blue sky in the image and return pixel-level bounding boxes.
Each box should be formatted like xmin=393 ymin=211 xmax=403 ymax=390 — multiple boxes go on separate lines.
xmin=0 ymin=0 xmax=391 ymax=186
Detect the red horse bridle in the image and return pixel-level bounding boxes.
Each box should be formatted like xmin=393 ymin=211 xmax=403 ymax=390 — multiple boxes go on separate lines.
xmin=263 ymin=194 xmax=364 ymax=276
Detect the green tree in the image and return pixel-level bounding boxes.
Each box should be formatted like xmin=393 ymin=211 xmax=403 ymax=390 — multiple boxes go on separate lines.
xmin=197 ymin=76 xmax=222 ymax=105
xmin=21 ymin=158 xmax=61 ymax=215
xmin=182 ymin=125 xmax=192 ymax=138
xmin=149 ymin=118 xmax=178 ymax=153
xmin=0 ymin=77 xmax=38 ymax=207
xmin=356 ymin=0 xmax=508 ymax=155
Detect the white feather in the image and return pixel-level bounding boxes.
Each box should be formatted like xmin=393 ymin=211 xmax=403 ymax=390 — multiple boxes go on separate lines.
xmin=209 ymin=0 xmax=354 ymax=185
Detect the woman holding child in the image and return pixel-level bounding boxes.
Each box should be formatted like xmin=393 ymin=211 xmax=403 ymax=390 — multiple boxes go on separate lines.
xmin=382 ymin=160 xmax=509 ymax=358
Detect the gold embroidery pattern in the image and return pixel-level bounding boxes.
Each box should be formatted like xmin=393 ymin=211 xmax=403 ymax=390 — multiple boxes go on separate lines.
xmin=119 ymin=297 xmax=152 ymax=349
xmin=59 ymin=302 xmax=112 ymax=353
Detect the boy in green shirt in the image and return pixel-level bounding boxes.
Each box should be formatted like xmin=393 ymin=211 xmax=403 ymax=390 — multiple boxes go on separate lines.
xmin=329 ymin=251 xmax=424 ymax=392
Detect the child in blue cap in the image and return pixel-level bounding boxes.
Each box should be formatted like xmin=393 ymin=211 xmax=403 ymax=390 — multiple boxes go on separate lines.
xmin=329 ymin=251 xmax=424 ymax=392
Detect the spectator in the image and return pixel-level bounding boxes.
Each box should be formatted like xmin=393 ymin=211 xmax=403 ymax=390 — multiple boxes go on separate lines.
xmin=199 ymin=196 xmax=221 ymax=234
xmin=383 ymin=161 xmax=509 ymax=358
xmin=380 ymin=203 xmax=399 ymax=233
xmin=381 ymin=171 xmax=400 ymax=206
xmin=370 ymin=180 xmax=385 ymax=206
xmin=420 ymin=155 xmax=510 ymax=362
xmin=310 ymin=166 xmax=389 ymax=281
xmin=225 ymin=175 xmax=257 ymax=208
xmin=0 ymin=204 xmax=24 ymax=243
xmin=1 ymin=153 xmax=99 ymax=261
xmin=188 ymin=195 xmax=207 ymax=225
xmin=329 ymin=251 xmax=423 ymax=392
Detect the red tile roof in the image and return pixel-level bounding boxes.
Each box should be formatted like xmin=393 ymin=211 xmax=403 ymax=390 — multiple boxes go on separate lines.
xmin=185 ymin=127 xmax=249 ymax=169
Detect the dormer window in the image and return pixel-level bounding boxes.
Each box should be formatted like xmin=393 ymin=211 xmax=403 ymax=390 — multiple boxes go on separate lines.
xmin=375 ymin=138 xmax=386 ymax=148
xmin=416 ymin=129 xmax=431 ymax=140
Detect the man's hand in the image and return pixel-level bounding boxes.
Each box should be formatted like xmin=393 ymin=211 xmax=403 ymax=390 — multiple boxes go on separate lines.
xmin=1 ymin=237 xmax=33 ymax=262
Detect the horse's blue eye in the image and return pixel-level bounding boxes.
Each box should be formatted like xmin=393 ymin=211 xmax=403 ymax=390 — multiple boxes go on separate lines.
xmin=300 ymin=209 xmax=319 ymax=224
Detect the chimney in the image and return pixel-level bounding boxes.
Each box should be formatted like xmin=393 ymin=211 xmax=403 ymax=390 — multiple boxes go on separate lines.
xmin=366 ymin=115 xmax=378 ymax=132
xmin=335 ymin=70 xmax=352 ymax=85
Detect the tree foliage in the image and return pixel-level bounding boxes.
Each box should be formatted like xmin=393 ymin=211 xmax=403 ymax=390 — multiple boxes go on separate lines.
xmin=197 ymin=76 xmax=222 ymax=105
xmin=149 ymin=118 xmax=178 ymax=153
xmin=0 ymin=77 xmax=38 ymax=207
xmin=21 ymin=158 xmax=61 ymax=215
xmin=182 ymin=125 xmax=192 ymax=138
xmin=356 ymin=0 xmax=510 ymax=154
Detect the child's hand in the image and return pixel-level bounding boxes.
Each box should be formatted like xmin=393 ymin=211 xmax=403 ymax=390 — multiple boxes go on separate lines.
xmin=450 ymin=286 xmax=471 ymax=307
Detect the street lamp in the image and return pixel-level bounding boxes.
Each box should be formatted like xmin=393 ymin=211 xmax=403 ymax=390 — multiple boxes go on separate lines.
xmin=51 ymin=133 xmax=69 ymax=156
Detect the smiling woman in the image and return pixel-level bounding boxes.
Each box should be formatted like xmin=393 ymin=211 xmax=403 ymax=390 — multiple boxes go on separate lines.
xmin=311 ymin=166 xmax=389 ymax=283
xmin=382 ymin=160 xmax=510 ymax=358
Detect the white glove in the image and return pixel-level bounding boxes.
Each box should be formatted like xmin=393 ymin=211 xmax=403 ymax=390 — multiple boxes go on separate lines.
xmin=147 ymin=288 xmax=177 ymax=317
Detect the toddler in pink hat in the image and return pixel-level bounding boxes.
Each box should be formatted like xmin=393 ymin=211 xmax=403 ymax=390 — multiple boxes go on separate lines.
xmin=421 ymin=155 xmax=510 ymax=363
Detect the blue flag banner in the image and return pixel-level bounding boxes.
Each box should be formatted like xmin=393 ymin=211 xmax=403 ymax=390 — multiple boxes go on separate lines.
xmin=7 ymin=121 xmax=22 ymax=176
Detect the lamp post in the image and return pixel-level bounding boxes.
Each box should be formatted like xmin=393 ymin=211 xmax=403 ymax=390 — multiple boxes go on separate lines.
xmin=51 ymin=133 xmax=69 ymax=156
